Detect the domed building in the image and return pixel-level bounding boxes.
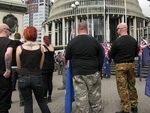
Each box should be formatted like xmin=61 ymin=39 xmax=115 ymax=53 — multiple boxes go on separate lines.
xmin=0 ymin=0 xmax=27 ymax=38
xmin=42 ymin=0 xmax=149 ymax=49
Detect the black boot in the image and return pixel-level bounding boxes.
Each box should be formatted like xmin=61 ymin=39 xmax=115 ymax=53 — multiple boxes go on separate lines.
xmin=19 ymin=102 xmax=24 ymax=107
xmin=44 ymin=97 xmax=48 ymax=103
xmin=47 ymin=96 xmax=52 ymax=103
xmin=131 ymin=107 xmax=138 ymax=113
xmin=116 ymin=110 xmax=130 ymax=113
xmin=58 ymin=86 xmax=65 ymax=90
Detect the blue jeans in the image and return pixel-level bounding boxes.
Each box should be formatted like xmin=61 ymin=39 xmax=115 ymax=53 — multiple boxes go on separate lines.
xmin=18 ymin=75 xmax=51 ymax=113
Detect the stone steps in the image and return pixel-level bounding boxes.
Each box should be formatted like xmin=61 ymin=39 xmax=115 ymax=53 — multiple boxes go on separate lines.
xmin=108 ymin=60 xmax=150 ymax=77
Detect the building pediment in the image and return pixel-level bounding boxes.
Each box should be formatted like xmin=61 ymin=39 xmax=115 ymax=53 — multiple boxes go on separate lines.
xmin=0 ymin=0 xmax=27 ymax=13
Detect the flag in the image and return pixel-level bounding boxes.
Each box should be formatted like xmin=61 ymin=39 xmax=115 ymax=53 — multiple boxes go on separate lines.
xmin=140 ymin=47 xmax=150 ymax=81
xmin=137 ymin=38 xmax=150 ymax=97
xmin=64 ymin=32 xmax=75 ymax=113
xmin=137 ymin=55 xmax=142 ymax=81
xmin=141 ymin=46 xmax=150 ymax=67
xmin=102 ymin=42 xmax=110 ymax=76
xmin=140 ymin=38 xmax=148 ymax=49
xmin=103 ymin=0 xmax=108 ymax=21
xmin=139 ymin=46 xmax=150 ymax=81
xmin=145 ymin=66 xmax=150 ymax=97
xmin=138 ymin=38 xmax=148 ymax=81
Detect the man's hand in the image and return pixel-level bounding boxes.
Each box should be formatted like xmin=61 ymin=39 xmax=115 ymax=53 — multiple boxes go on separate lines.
xmin=3 ymin=69 xmax=11 ymax=78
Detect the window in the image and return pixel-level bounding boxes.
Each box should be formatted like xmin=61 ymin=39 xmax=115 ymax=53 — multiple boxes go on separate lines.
xmin=40 ymin=0 xmax=44 ymax=2
xmin=31 ymin=0 xmax=37 ymax=3
xmin=40 ymin=3 xmax=44 ymax=6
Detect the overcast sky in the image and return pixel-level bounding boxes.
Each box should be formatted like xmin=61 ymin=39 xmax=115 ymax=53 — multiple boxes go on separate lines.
xmin=51 ymin=0 xmax=150 ymax=16
xmin=138 ymin=0 xmax=150 ymax=16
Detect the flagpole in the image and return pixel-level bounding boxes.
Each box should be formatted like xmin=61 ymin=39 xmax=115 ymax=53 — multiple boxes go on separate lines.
xmin=103 ymin=0 xmax=106 ymax=42
xmin=125 ymin=0 xmax=127 ymax=23
xmin=87 ymin=0 xmax=89 ymax=34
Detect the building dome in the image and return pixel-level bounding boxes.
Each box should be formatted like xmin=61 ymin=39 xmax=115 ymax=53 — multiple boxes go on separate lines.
xmin=0 ymin=0 xmax=27 ymax=13
xmin=9 ymin=0 xmax=24 ymax=3
xmin=42 ymin=0 xmax=149 ymax=50
xmin=48 ymin=0 xmax=144 ymax=21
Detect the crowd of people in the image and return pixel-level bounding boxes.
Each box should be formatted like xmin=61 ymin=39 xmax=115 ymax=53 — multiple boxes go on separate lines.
xmin=0 ymin=21 xmax=139 ymax=113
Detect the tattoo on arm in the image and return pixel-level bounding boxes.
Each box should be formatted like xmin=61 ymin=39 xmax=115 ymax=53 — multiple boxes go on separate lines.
xmin=5 ymin=55 xmax=12 ymax=70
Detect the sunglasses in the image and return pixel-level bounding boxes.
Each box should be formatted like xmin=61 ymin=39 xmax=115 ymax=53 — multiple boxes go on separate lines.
xmin=116 ymin=27 xmax=126 ymax=30
xmin=116 ymin=28 xmax=122 ymax=30
xmin=4 ymin=28 xmax=11 ymax=32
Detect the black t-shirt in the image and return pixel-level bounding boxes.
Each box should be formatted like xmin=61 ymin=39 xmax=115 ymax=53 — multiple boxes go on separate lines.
xmin=12 ymin=40 xmax=23 ymax=66
xmin=65 ymin=35 xmax=104 ymax=76
xmin=42 ymin=45 xmax=55 ymax=73
xmin=19 ymin=45 xmax=42 ymax=76
xmin=110 ymin=35 xmax=139 ymax=64
xmin=0 ymin=37 xmax=14 ymax=75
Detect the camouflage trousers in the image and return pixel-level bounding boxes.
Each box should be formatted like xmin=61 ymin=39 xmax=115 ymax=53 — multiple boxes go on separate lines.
xmin=115 ymin=63 xmax=138 ymax=112
xmin=73 ymin=72 xmax=102 ymax=113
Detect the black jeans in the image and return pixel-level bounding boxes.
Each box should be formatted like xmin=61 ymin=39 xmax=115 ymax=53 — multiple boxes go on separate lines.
xmin=18 ymin=75 xmax=51 ymax=113
xmin=0 ymin=75 xmax=12 ymax=113
xmin=12 ymin=68 xmax=18 ymax=91
xmin=62 ymin=67 xmax=67 ymax=87
xmin=11 ymin=68 xmax=24 ymax=103
xmin=42 ymin=72 xmax=53 ymax=98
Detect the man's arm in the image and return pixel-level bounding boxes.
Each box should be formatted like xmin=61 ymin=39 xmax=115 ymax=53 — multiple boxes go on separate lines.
xmin=65 ymin=43 xmax=72 ymax=60
xmin=135 ymin=42 xmax=140 ymax=57
xmin=3 ymin=47 xmax=13 ymax=78
xmin=110 ymin=42 xmax=117 ymax=59
xmin=16 ymin=46 xmax=21 ymax=70
xmin=98 ymin=45 xmax=104 ymax=72
xmin=40 ymin=46 xmax=45 ymax=69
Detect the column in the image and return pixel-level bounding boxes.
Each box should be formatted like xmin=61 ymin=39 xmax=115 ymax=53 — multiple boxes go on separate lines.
xmin=91 ymin=14 xmax=94 ymax=37
xmin=128 ymin=19 xmax=132 ymax=36
xmin=41 ymin=26 xmax=45 ymax=44
xmin=62 ymin=17 xmax=65 ymax=49
xmin=121 ymin=15 xmax=124 ymax=22
xmin=118 ymin=17 xmax=121 ymax=23
xmin=51 ymin=21 xmax=55 ymax=46
xmin=143 ymin=19 xmax=146 ymax=27
xmin=75 ymin=16 xmax=78 ymax=35
xmin=41 ymin=26 xmax=45 ymax=37
xmin=45 ymin=24 xmax=49 ymax=36
xmin=133 ymin=17 xmax=137 ymax=40
xmin=57 ymin=23 xmax=59 ymax=45
xmin=66 ymin=21 xmax=69 ymax=44
xmin=106 ymin=14 xmax=110 ymax=42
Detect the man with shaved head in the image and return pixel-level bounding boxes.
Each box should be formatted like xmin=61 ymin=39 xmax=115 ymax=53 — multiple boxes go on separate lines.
xmin=110 ymin=23 xmax=139 ymax=113
xmin=0 ymin=23 xmax=14 ymax=113
xmin=65 ymin=22 xmax=104 ymax=113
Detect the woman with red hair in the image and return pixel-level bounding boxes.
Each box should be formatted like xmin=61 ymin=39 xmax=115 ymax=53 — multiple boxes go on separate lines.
xmin=16 ymin=27 xmax=51 ymax=113
xmin=42 ymin=36 xmax=55 ymax=103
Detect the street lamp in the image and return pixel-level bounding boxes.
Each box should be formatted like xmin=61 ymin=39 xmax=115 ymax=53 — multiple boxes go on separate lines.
xmin=71 ymin=1 xmax=79 ymax=35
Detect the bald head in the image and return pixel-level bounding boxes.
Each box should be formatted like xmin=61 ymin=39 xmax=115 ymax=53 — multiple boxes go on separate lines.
xmin=117 ymin=23 xmax=127 ymax=29
xmin=78 ymin=22 xmax=87 ymax=30
xmin=78 ymin=22 xmax=88 ymax=35
xmin=0 ymin=24 xmax=9 ymax=32
xmin=0 ymin=23 xmax=10 ymax=38
xmin=117 ymin=23 xmax=128 ymax=36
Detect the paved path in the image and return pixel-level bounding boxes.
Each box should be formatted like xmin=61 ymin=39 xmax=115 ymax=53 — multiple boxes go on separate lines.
xmin=10 ymin=72 xmax=150 ymax=113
